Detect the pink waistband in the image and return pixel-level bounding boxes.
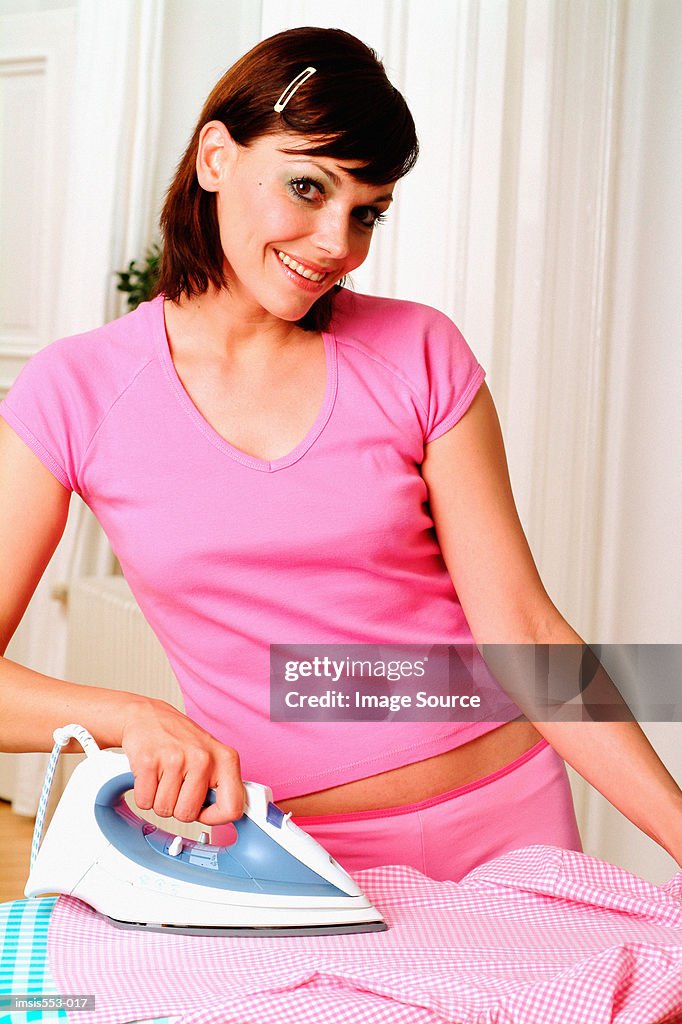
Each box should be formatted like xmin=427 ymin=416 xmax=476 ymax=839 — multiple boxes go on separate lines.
xmin=293 ymin=738 xmax=550 ymax=824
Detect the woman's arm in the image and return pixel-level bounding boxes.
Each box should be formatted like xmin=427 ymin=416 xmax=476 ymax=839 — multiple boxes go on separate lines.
xmin=421 ymin=383 xmax=682 ymax=866
xmin=0 ymin=419 xmax=244 ymax=824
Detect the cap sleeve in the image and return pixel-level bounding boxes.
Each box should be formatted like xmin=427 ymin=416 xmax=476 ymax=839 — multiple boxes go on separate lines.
xmin=422 ymin=309 xmax=486 ymax=444
xmin=0 ymin=340 xmax=89 ymax=493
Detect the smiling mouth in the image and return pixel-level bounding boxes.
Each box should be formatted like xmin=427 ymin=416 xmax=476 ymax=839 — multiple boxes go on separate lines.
xmin=275 ymin=250 xmax=330 ymax=283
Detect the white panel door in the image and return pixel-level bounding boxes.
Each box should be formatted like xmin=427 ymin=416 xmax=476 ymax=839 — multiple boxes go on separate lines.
xmin=0 ymin=8 xmax=76 ymax=397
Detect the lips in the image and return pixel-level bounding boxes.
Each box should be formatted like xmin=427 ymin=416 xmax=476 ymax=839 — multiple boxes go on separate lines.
xmin=275 ymin=249 xmax=333 ymax=283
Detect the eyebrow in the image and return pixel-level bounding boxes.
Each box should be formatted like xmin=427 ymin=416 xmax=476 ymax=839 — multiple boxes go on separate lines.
xmin=278 ymin=150 xmax=394 ymax=204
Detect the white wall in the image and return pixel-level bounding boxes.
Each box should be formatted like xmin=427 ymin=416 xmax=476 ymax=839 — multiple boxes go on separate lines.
xmin=152 ymin=0 xmax=262 ymax=229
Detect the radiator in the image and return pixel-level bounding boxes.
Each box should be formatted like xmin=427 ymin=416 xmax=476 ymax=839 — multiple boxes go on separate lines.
xmin=66 ymin=576 xmax=184 ymax=709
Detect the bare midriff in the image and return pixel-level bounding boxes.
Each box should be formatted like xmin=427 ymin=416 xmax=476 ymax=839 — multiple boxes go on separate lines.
xmin=277 ymin=718 xmax=544 ymax=815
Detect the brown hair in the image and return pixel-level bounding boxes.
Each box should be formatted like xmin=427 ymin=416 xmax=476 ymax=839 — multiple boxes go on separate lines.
xmin=153 ymin=26 xmax=418 ymax=331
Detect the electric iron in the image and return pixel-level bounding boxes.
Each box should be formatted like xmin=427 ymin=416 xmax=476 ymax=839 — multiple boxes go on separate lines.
xmin=25 ymin=725 xmax=387 ymax=936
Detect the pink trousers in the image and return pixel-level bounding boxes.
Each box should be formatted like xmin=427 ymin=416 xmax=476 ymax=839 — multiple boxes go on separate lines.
xmin=292 ymin=739 xmax=582 ymax=881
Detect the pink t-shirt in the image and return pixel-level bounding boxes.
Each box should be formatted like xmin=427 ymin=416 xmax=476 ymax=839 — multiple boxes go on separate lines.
xmin=1 ymin=289 xmax=518 ymax=798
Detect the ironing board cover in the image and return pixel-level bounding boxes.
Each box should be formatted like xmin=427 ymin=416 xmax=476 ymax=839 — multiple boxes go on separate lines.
xmin=0 ymin=897 xmax=171 ymax=1024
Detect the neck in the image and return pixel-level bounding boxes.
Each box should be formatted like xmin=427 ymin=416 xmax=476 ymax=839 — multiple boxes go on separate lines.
xmin=168 ymin=285 xmax=309 ymax=361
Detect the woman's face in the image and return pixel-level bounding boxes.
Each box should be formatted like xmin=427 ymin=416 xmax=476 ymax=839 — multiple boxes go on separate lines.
xmin=198 ymin=125 xmax=395 ymax=323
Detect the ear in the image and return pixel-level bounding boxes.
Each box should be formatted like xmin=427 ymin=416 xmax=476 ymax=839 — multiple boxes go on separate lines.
xmin=196 ymin=121 xmax=238 ymax=192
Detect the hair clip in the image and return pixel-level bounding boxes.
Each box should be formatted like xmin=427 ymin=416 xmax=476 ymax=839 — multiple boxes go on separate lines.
xmin=274 ymin=66 xmax=317 ymax=113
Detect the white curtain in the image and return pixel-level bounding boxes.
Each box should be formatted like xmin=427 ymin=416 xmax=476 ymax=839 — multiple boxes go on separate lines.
xmin=3 ymin=0 xmax=164 ymax=815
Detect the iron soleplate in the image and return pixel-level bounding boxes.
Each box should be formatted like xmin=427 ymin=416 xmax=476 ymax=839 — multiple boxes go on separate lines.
xmin=103 ymin=913 xmax=388 ymax=937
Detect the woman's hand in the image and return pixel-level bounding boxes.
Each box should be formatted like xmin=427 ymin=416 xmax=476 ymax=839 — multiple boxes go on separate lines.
xmin=120 ymin=698 xmax=246 ymax=826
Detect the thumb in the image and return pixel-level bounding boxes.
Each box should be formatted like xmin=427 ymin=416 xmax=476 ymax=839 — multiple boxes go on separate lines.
xmin=197 ymin=778 xmax=246 ymax=826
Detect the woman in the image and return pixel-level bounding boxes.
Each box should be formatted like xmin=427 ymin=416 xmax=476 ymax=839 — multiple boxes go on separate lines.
xmin=1 ymin=27 xmax=680 ymax=881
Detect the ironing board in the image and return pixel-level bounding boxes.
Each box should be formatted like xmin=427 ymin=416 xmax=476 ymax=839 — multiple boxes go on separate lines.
xmin=0 ymin=898 xmax=171 ymax=1024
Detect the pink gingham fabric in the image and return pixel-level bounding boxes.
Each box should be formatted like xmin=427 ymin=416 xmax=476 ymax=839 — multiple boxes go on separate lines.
xmin=48 ymin=845 xmax=682 ymax=1024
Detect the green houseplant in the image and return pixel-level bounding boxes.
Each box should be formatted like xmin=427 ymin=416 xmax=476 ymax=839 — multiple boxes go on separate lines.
xmin=115 ymin=244 xmax=162 ymax=310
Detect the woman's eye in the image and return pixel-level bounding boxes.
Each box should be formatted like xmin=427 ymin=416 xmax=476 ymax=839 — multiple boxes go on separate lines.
xmin=355 ymin=207 xmax=388 ymax=229
xmin=288 ymin=177 xmax=324 ymax=202
xmin=288 ymin=178 xmax=388 ymax=230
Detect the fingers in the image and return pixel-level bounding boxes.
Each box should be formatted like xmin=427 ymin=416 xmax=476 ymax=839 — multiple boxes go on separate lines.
xmin=132 ymin=749 xmax=162 ymax=814
xmin=169 ymin=749 xmax=244 ymax=825
xmin=130 ymin=743 xmax=244 ymax=825
xmin=121 ymin=703 xmax=246 ymax=826
xmin=197 ymin=749 xmax=246 ymax=826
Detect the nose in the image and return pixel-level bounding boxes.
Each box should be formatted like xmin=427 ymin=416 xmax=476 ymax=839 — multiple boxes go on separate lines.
xmin=312 ymin=209 xmax=352 ymax=261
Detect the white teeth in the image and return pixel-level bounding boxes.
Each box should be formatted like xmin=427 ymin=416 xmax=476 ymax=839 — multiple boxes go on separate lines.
xmin=277 ymin=251 xmax=325 ymax=283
